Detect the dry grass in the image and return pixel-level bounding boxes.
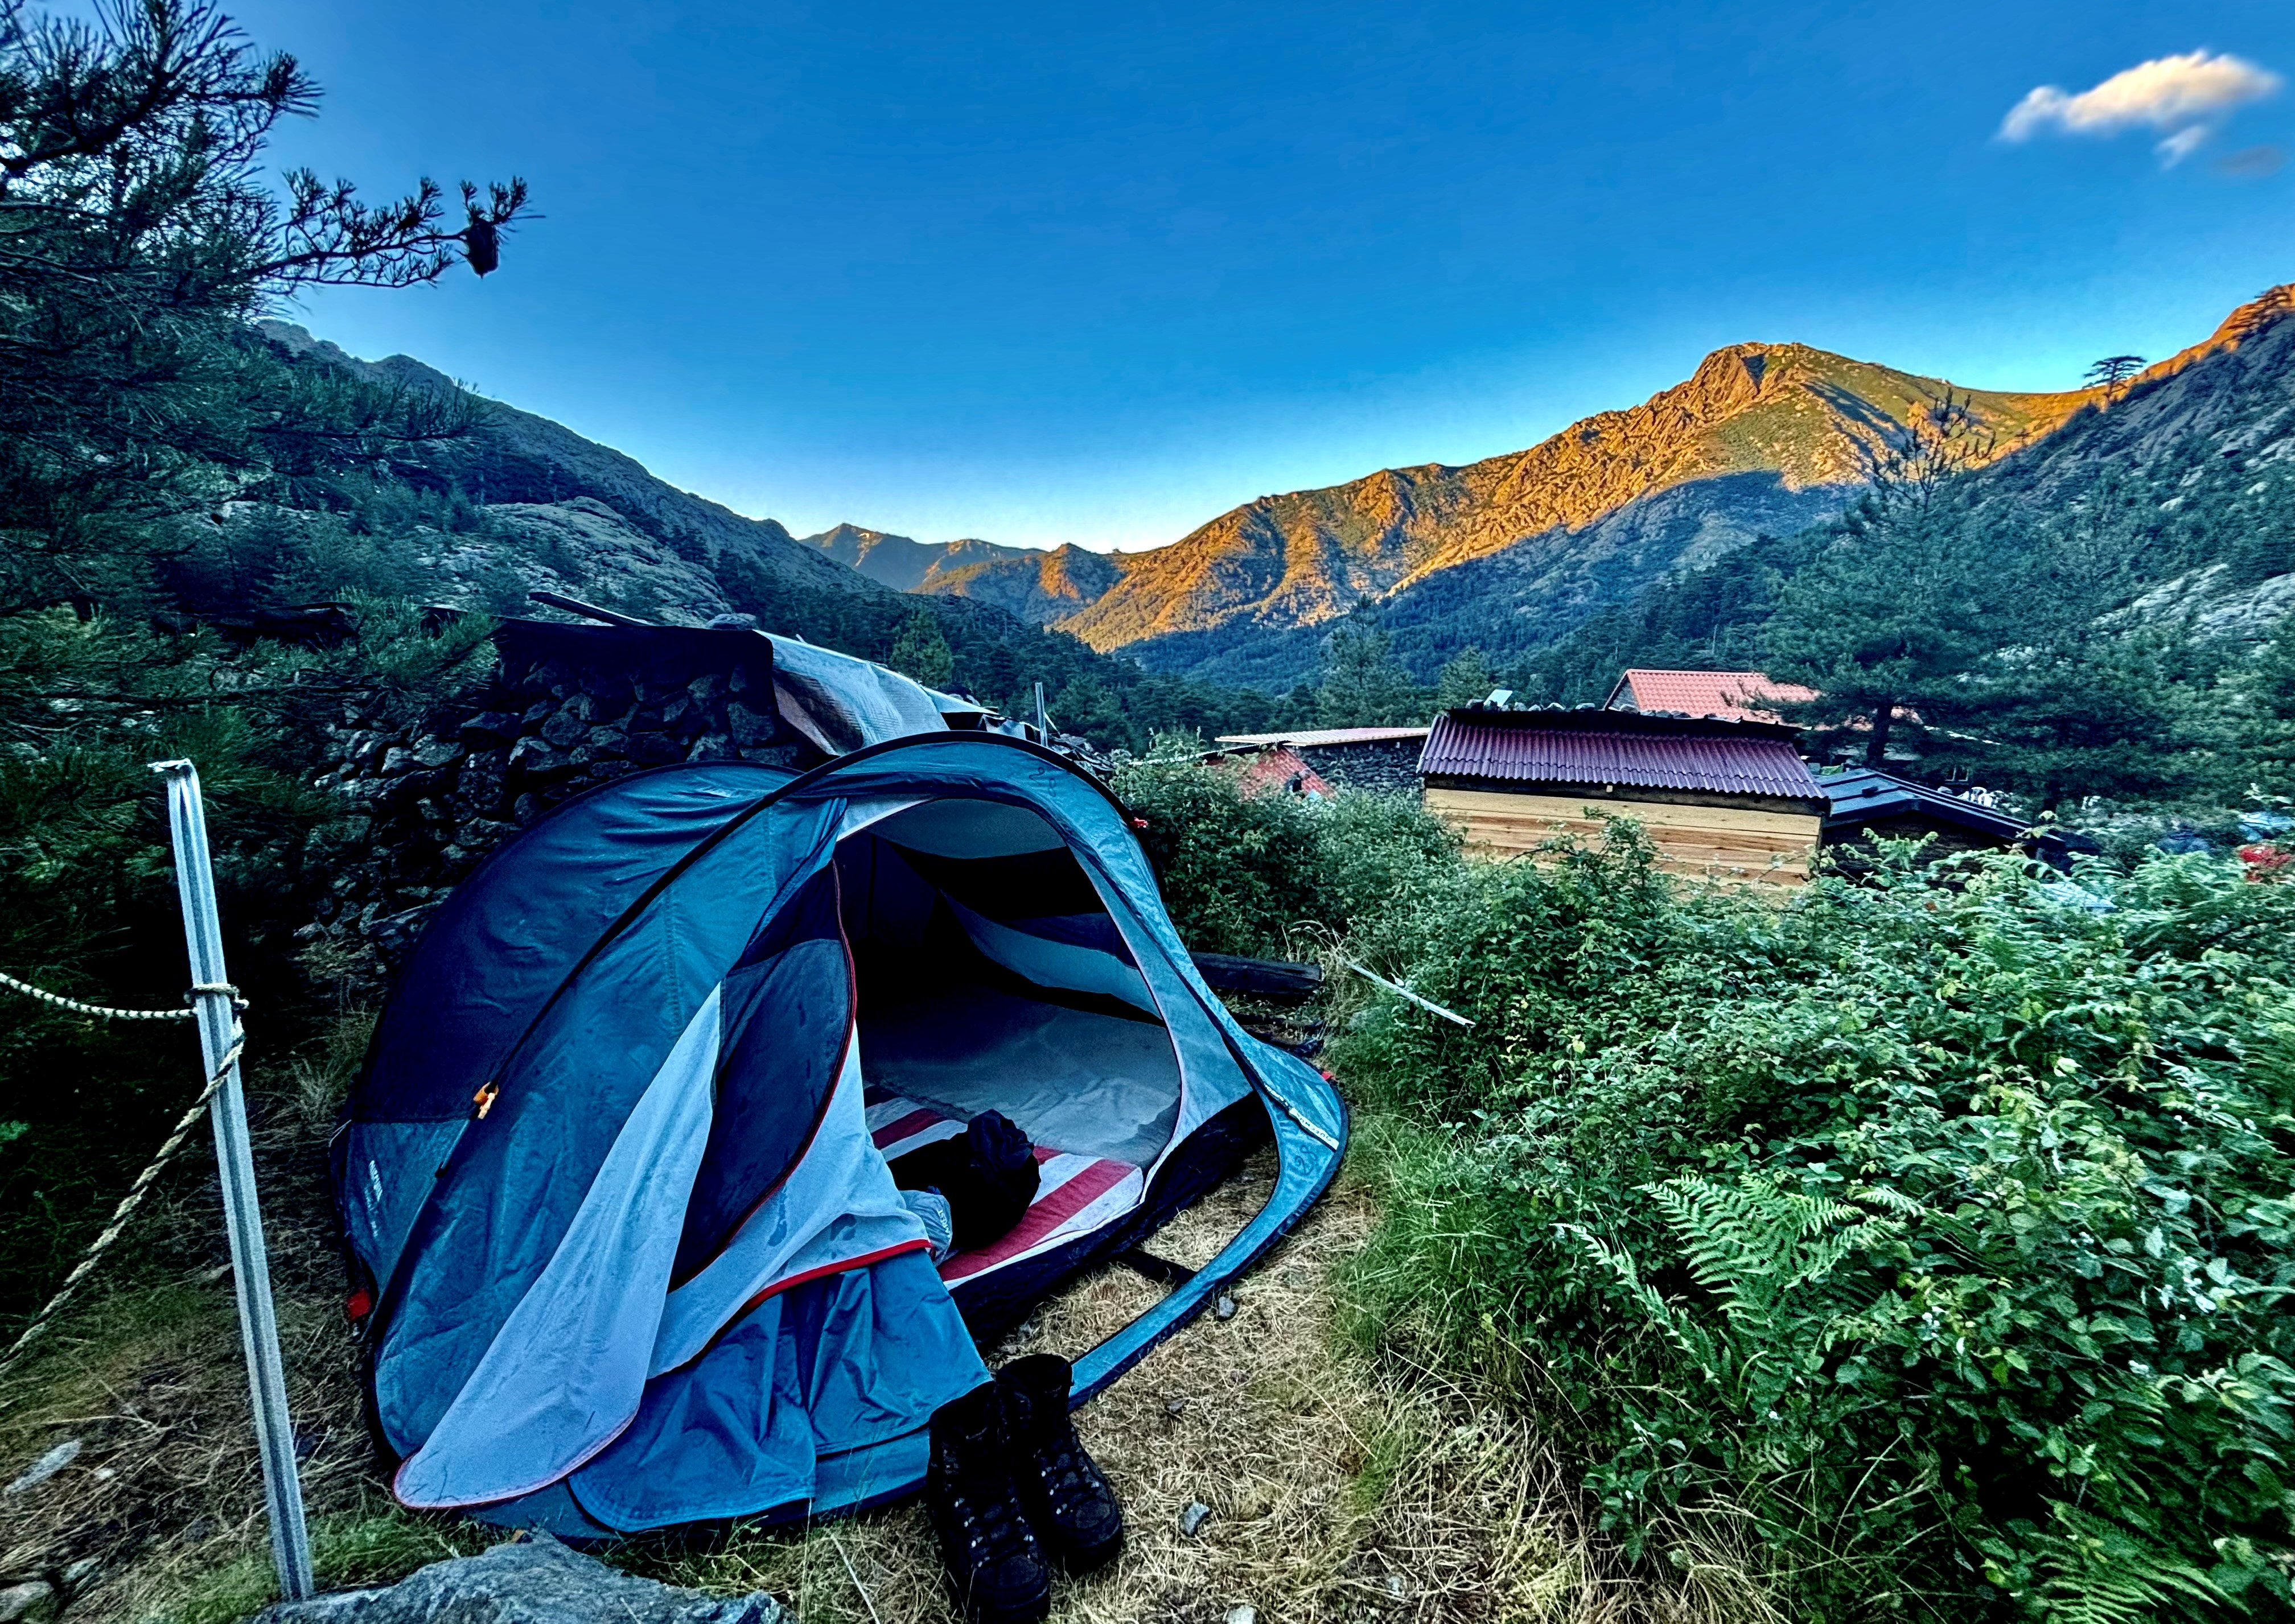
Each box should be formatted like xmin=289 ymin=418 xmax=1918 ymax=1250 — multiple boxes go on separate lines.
xmin=635 ymin=1153 xmax=1774 ymax=1624
xmin=3 ymin=1023 xmax=1779 ymax=1624
xmin=0 ymin=1018 xmax=478 ymax=1624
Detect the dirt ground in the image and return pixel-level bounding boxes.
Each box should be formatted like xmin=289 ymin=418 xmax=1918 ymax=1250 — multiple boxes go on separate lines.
xmin=0 ymin=1078 xmax=1763 ymax=1624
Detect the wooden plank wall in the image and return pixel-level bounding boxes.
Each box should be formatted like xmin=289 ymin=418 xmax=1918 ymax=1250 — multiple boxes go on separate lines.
xmin=1424 ymin=788 xmax=1822 ymax=888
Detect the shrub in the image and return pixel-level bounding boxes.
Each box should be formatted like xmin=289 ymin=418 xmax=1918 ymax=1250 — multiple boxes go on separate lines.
xmin=1111 ymin=756 xmax=1455 ymax=957
xmin=1337 ymin=831 xmax=2295 ymax=1622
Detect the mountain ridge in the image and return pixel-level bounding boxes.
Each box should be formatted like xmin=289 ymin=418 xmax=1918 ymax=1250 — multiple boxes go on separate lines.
xmin=796 ymin=522 xmax=1133 ymax=624
xmin=791 ymin=336 xmax=2104 ymax=689
xmin=1062 ymin=341 xmax=2091 ymax=682
xmin=254 ymin=321 xmax=865 ymax=607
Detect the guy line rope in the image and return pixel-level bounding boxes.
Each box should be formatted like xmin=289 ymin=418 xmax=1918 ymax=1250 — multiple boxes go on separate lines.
xmin=0 ymin=971 xmax=249 ymax=1386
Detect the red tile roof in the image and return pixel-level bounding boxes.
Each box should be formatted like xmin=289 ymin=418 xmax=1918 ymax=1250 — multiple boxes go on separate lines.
xmin=1228 ymin=746 xmax=1334 ymax=800
xmin=1603 ymin=669 xmax=1819 ymax=724
xmin=1420 ymin=708 xmax=1823 ymax=802
xmin=1215 ymin=726 xmax=1430 ymax=748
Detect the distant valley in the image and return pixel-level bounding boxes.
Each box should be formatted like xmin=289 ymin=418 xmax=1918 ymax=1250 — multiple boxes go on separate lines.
xmin=272 ymin=286 xmax=2293 ymax=704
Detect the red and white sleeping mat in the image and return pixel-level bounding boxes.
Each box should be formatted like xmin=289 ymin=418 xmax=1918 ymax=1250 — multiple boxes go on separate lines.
xmin=863 ymin=1089 xmax=1143 ymax=1283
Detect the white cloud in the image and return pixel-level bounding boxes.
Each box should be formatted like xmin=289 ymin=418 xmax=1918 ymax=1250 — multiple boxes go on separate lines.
xmin=2000 ymin=50 xmax=2281 ymax=166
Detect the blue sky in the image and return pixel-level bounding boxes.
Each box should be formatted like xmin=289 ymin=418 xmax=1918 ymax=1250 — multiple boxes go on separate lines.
xmin=234 ymin=1 xmax=2295 ymax=552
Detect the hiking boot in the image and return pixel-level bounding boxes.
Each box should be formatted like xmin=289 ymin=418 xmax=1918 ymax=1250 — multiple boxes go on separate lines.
xmin=926 ymin=1381 xmax=1052 ymax=1624
xmin=998 ymin=1354 xmax=1125 ymax=1573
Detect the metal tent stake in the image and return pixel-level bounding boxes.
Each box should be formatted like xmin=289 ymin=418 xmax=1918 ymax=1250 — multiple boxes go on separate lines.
xmin=153 ymin=761 xmax=315 ymax=1602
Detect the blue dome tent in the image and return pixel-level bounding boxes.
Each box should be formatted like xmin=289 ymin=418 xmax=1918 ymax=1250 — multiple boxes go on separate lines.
xmin=338 ymin=723 xmax=1346 ymax=1539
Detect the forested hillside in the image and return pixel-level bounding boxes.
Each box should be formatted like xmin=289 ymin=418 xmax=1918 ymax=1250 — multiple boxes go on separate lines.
xmin=1512 ymin=287 xmax=2295 ymax=810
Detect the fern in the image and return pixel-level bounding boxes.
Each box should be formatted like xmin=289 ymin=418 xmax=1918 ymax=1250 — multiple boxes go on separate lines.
xmin=2029 ymin=1506 xmax=2235 ymax=1624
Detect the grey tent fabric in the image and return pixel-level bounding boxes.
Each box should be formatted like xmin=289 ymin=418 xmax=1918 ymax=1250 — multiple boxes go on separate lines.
xmin=861 ymin=979 xmax=1182 ymax=1167
xmin=763 ymin=636 xmax=948 ymax=752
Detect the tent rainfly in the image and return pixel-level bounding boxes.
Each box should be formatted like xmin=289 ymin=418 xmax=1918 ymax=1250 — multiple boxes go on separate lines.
xmin=339 ymin=732 xmax=1344 ymax=1538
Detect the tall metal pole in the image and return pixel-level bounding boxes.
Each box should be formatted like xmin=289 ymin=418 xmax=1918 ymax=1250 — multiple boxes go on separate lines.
xmin=151 ymin=761 xmax=315 ymax=1602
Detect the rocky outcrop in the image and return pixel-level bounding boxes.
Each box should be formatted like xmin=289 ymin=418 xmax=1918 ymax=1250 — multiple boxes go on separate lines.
xmin=409 ymin=498 xmax=739 ymax=624
xmin=252 ymin=1532 xmax=783 ymax=1624
xmin=255 ymin=321 xmax=864 ymax=597
xmin=2119 ymin=563 xmax=2295 ymax=642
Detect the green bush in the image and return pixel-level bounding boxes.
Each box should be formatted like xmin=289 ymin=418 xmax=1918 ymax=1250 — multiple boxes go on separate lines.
xmin=1110 ymin=755 xmax=1456 ymax=957
xmin=1336 ymin=831 xmax=2295 ymax=1621
xmin=0 ymin=603 xmax=492 ymax=1325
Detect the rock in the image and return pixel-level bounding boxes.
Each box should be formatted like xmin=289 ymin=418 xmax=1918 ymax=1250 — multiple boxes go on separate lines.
xmin=412 ymin=737 xmax=462 ymax=770
xmin=5 ymin=1438 xmax=80 ymax=1494
xmin=1224 ymin=1607 xmax=1256 ymax=1624
xmin=0 ymin=1580 xmax=52 ymax=1622
xmin=541 ymin=708 xmax=589 ymax=749
xmin=60 ymin=1557 xmax=101 ymax=1586
xmin=1164 ymin=1394 xmax=1188 ymax=1418
xmin=506 ymin=736 xmax=567 ymax=777
xmin=587 ymin=675 xmax=635 ymax=719
xmin=627 ymin=732 xmax=685 ymax=767
xmin=1179 ymin=1501 xmax=1212 ymax=1537
xmin=252 ymin=1532 xmax=783 ymax=1624
xmin=459 ymin=711 xmax=519 ymax=746
xmin=1214 ymin=1293 xmax=1237 ymax=1321
xmin=725 ymin=698 xmax=778 ymax=749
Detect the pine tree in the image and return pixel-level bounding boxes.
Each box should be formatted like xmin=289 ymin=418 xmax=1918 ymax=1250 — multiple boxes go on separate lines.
xmin=1762 ymin=501 xmax=1997 ymax=765
xmin=1763 ymin=398 xmax=2005 ymax=765
xmin=1436 ymin=645 xmax=1496 ymax=709
xmin=0 ymin=0 xmax=530 ymax=611
xmin=1316 ymin=625 xmax=1428 ymax=726
xmin=1955 ymin=628 xmax=2199 ymax=810
xmin=2083 ymin=355 xmax=2146 ymax=401
xmin=888 ymin=610 xmax=955 ymax=689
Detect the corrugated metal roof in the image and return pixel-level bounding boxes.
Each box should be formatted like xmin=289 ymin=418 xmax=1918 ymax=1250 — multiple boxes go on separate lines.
xmin=1215 ymin=726 xmax=1431 ymax=749
xmin=1603 ymin=668 xmax=1820 ymax=724
xmin=1819 ymin=768 xmax=2026 ymax=838
xmin=1420 ymin=712 xmax=1823 ymax=801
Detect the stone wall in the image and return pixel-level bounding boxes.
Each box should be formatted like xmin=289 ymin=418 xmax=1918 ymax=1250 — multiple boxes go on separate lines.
xmin=305 ymin=620 xmax=820 ymax=985
xmin=1295 ymin=739 xmax=1425 ymax=797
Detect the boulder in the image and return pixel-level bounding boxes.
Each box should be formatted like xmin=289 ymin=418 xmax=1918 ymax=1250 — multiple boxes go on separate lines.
xmin=252 ymin=1533 xmax=783 ymax=1624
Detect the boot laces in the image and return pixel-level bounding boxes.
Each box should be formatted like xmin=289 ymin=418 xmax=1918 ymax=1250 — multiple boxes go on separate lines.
xmin=957 ymin=1458 xmax=1038 ymax=1559
xmin=1035 ymin=1425 xmax=1099 ymax=1511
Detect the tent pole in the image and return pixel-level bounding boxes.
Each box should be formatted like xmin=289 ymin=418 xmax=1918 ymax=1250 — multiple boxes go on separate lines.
xmin=151 ymin=760 xmax=315 ymax=1602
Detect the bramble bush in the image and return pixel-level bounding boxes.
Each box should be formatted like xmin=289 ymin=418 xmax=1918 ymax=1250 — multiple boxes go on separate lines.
xmin=1111 ymin=752 xmax=1457 ymax=957
xmin=1330 ymin=825 xmax=2295 ymax=1621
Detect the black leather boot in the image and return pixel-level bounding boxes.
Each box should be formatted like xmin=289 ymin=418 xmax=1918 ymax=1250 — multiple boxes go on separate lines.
xmin=926 ymin=1381 xmax=1052 ymax=1624
xmin=997 ymin=1354 xmax=1125 ymax=1574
